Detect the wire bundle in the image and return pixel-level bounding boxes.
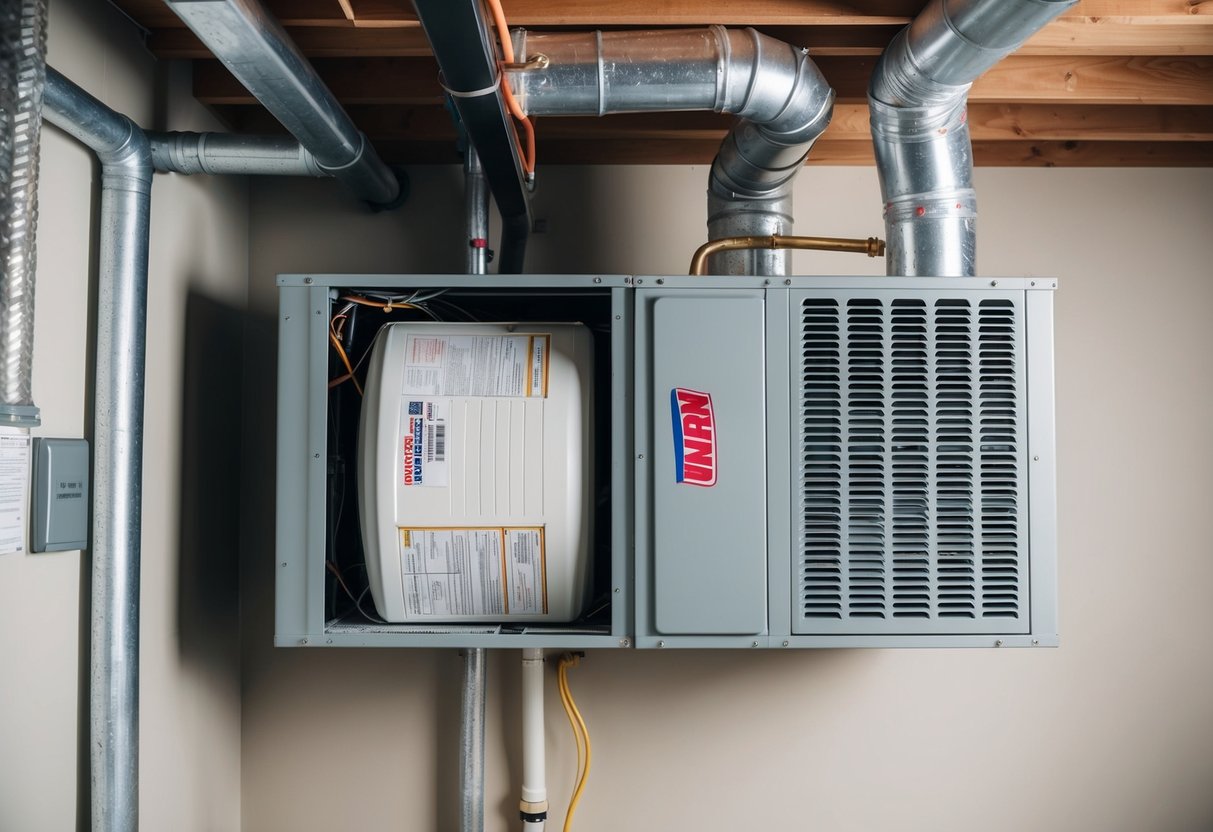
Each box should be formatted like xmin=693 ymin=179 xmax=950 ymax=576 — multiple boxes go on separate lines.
xmin=557 ymin=653 xmax=591 ymax=832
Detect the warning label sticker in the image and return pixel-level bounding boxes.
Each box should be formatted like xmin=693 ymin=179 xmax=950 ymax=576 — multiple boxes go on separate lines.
xmin=401 ymin=333 xmax=550 ymax=398
xmin=400 ymin=398 xmax=449 ymax=487
xmin=399 ymin=527 xmax=547 ymax=618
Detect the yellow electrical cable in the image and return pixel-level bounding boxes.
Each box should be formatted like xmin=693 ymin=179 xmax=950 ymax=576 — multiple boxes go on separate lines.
xmin=558 ymin=654 xmax=591 ymax=832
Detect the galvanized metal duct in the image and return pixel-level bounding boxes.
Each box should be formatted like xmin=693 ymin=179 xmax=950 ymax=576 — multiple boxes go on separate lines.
xmin=42 ymin=66 xmax=154 ymax=832
xmin=149 ymin=132 xmax=326 ymax=177
xmin=869 ymin=0 xmax=1079 ymax=276
xmin=165 ymin=0 xmax=405 ymax=208
xmin=515 ymin=28 xmax=834 ymax=275
xmin=0 ymin=0 xmax=48 ymax=427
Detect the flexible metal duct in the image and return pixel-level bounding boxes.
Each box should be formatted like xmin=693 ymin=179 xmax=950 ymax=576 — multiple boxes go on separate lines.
xmin=42 ymin=66 xmax=153 ymax=832
xmin=0 ymin=0 xmax=48 ymax=426
xmin=515 ymin=28 xmax=834 ymax=275
xmin=869 ymin=0 xmax=1078 ymax=276
xmin=165 ymin=0 xmax=404 ymax=208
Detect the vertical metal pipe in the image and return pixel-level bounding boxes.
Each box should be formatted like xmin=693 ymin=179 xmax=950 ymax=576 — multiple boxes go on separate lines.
xmin=458 ymin=151 xmax=491 ymax=832
xmin=465 ymin=150 xmax=490 ymax=276
xmin=459 ymin=648 xmax=487 ymax=832
xmin=868 ymin=0 xmax=1078 ymax=275
xmin=0 ymin=0 xmax=48 ymax=427
xmin=42 ymin=67 xmax=153 ymax=832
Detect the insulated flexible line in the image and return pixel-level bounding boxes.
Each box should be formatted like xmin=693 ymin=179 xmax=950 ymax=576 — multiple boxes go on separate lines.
xmin=558 ymin=653 xmax=591 ymax=832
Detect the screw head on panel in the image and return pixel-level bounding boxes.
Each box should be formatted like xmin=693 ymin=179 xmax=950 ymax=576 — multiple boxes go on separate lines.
xmin=656 ymin=278 xmax=664 ymax=285
xmin=637 ymin=453 xmax=644 ymax=460
xmin=304 ymin=277 xmax=313 ymax=284
xmin=1032 ymin=639 xmax=1040 ymax=646
xmin=636 ymin=279 xmax=644 ymax=285
xmin=619 ymin=638 xmax=631 ymax=648
xmin=281 ymin=562 xmax=287 ymax=567
xmin=657 ymin=640 xmax=665 ymax=648
xmin=782 ymin=640 xmax=789 ymax=647
xmin=1034 ymin=455 xmax=1040 ymax=461
xmin=593 ymin=277 xmax=602 ymax=284
xmin=614 ymin=587 xmax=620 ymax=594
xmin=301 ymin=638 xmax=308 ymax=645
xmin=751 ymin=641 xmax=759 ymax=647
xmin=990 ymin=280 xmax=998 ymax=287
xmin=783 ymin=279 xmax=791 ymax=286
xmin=995 ymin=639 xmax=1004 ymax=647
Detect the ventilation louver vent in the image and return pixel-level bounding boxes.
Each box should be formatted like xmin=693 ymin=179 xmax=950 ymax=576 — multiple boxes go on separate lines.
xmin=796 ymin=292 xmax=1028 ymax=635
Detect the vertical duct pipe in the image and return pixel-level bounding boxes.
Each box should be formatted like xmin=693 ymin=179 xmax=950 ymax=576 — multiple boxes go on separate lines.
xmin=869 ymin=0 xmax=1079 ymax=276
xmin=42 ymin=67 xmax=154 ymax=832
xmin=0 ymin=0 xmax=48 ymax=427
xmin=165 ymin=0 xmax=405 ymax=208
xmin=514 ymin=28 xmax=834 ymax=276
xmin=459 ymin=149 xmax=490 ymax=832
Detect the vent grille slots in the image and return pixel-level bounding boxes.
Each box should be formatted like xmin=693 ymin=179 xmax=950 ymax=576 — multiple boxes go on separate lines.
xmin=798 ymin=293 xmax=1028 ymax=635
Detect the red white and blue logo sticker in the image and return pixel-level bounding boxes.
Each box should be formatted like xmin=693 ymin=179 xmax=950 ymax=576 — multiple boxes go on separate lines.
xmin=670 ymin=387 xmax=717 ymax=487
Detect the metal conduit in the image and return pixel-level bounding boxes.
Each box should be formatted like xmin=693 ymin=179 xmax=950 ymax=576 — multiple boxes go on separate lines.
xmin=868 ymin=0 xmax=1079 ymax=276
xmin=458 ymin=149 xmax=490 ymax=832
xmin=0 ymin=0 xmax=48 ymax=427
xmin=514 ymin=27 xmax=835 ymax=276
xmin=42 ymin=66 xmax=154 ymax=832
xmin=165 ymin=0 xmax=404 ymax=208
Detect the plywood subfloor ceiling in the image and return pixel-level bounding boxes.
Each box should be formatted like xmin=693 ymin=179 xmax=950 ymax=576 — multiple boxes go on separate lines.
xmin=113 ymin=0 xmax=1213 ymax=166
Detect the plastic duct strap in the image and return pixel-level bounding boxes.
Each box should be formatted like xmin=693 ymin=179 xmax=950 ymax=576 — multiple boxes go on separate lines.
xmin=0 ymin=0 xmax=48 ymax=424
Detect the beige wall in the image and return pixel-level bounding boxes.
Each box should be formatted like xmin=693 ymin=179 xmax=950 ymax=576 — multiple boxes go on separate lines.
xmin=0 ymin=1 xmax=248 ymax=829
xmin=243 ymin=166 xmax=1213 ymax=831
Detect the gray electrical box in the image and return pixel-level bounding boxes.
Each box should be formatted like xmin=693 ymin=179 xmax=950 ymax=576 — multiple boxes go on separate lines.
xmin=31 ymin=438 xmax=90 ymax=553
xmin=275 ymin=274 xmax=1057 ymax=650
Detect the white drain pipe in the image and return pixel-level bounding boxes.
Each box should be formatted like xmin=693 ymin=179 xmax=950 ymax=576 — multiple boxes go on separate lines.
xmin=520 ymin=648 xmax=548 ymax=830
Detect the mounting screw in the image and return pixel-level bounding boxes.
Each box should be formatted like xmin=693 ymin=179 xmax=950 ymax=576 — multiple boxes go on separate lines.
xmin=751 ymin=641 xmax=759 ymax=648
xmin=637 ymin=453 xmax=644 ymax=460
xmin=636 ymin=278 xmax=644 ymax=285
xmin=326 ymin=639 xmax=333 ymax=645
xmin=301 ymin=638 xmax=309 ymax=645
xmin=995 ymin=639 xmax=1004 ymax=647
xmin=593 ymin=277 xmax=602 ymax=284
xmin=314 ymin=453 xmax=320 ymax=459
xmin=783 ymin=278 xmax=792 ymax=286
xmin=990 ymin=280 xmax=998 ymax=287
xmin=281 ymin=562 xmax=287 ymax=567
xmin=656 ymin=278 xmax=665 ymax=285
xmin=782 ymin=640 xmax=790 ymax=647
xmin=1033 ymin=455 xmax=1040 ymax=461
xmin=764 ymin=279 xmax=771 ymax=286
xmin=1052 ymin=282 xmax=1057 ymax=288
xmin=619 ymin=638 xmax=631 ymax=648
xmin=1030 ymin=281 xmax=1036 ymax=286
xmin=1032 ymin=639 xmax=1040 ymax=646
xmin=614 ymin=587 xmax=620 ymax=593
xmin=304 ymin=277 xmax=313 ymax=284
xmin=615 ymin=315 xmax=621 ymax=320
xmin=315 ymin=309 xmax=322 ymax=315
xmin=658 ymin=640 xmax=665 ymax=648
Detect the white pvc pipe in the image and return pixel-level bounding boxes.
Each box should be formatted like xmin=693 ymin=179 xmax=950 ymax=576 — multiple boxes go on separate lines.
xmin=520 ymin=648 xmax=547 ymax=828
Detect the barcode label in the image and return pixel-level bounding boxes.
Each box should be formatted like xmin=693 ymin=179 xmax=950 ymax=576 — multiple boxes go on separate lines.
xmin=431 ymin=423 xmax=446 ymax=462
xmin=401 ymin=399 xmax=450 ymax=487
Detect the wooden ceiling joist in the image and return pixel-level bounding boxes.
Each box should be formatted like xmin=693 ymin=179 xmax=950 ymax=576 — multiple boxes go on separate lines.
xmin=117 ymin=0 xmax=1213 ymax=167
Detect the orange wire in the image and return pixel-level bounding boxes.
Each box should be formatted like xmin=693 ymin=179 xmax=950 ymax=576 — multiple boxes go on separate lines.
xmin=485 ymin=0 xmax=536 ymax=174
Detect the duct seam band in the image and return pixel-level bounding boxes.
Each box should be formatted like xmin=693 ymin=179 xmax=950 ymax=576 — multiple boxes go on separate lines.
xmin=884 ymin=190 xmax=977 ymax=222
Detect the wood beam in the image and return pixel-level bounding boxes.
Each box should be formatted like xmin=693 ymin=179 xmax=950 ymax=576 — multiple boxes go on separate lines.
xmin=192 ymin=55 xmax=1213 ymax=107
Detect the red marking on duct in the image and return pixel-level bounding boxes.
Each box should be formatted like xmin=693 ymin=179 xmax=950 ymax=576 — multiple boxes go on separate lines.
xmin=470 ymin=238 xmax=488 ymax=248
xmin=915 ymin=206 xmax=926 ymax=217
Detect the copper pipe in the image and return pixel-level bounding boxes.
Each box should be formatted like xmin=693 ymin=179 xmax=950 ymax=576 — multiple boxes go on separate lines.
xmin=689 ymin=234 xmax=886 ymax=276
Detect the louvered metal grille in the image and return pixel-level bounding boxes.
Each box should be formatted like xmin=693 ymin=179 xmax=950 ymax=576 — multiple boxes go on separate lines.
xmin=797 ymin=291 xmax=1028 ymax=635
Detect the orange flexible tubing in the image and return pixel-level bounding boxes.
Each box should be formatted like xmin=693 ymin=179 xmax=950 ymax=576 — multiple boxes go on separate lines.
xmin=485 ymin=0 xmax=536 ymax=174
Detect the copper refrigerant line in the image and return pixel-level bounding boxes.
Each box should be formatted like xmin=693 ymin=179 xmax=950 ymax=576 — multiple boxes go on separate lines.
xmin=689 ymin=235 xmax=886 ymax=276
